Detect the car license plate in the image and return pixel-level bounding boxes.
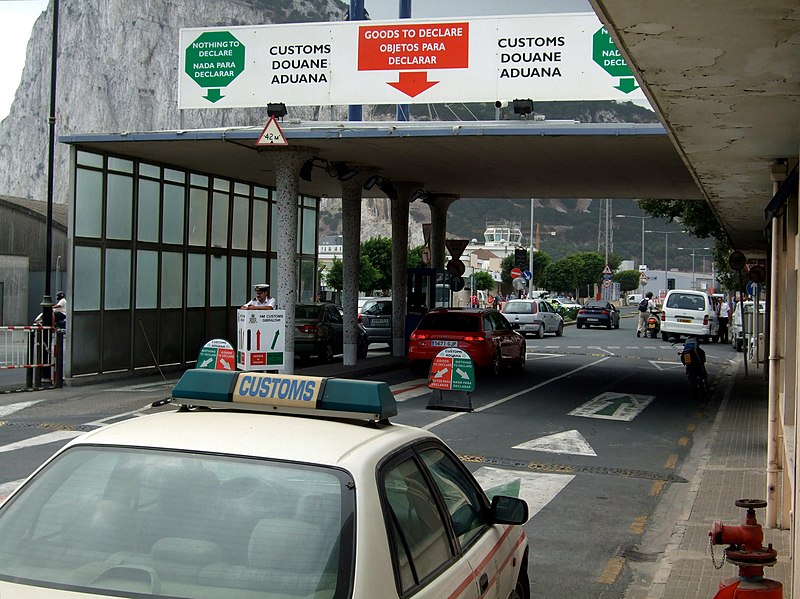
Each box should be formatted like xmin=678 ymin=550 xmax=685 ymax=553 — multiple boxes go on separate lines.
xmin=431 ymin=340 xmax=457 ymax=347
xmin=586 ymin=318 xmax=598 ymax=322
xmin=371 ymin=318 xmax=388 ymax=326
xmin=678 ymin=318 xmax=692 ymax=323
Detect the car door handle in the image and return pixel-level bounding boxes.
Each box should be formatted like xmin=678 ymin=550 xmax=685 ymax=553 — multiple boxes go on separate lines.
xmin=479 ymin=572 xmax=488 ymax=595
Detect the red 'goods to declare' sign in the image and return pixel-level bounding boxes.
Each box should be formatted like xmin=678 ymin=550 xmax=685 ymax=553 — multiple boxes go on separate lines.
xmin=358 ymin=23 xmax=470 ymax=71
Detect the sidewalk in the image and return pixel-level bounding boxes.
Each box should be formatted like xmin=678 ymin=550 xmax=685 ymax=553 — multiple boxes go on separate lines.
xmin=630 ymin=359 xmax=792 ymax=598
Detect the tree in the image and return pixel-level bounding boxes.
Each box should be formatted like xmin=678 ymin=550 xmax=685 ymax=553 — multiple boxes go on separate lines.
xmin=473 ymin=271 xmax=495 ymax=291
xmin=407 ymin=245 xmax=426 ymax=269
xmin=531 ymin=250 xmax=553 ymax=289
xmin=613 ymin=269 xmax=642 ymax=294
xmin=361 ymin=237 xmax=393 ymax=292
xmin=324 ymin=257 xmax=380 ymax=292
xmin=541 ymin=258 xmax=579 ymax=294
xmin=572 ymin=252 xmax=606 ymax=289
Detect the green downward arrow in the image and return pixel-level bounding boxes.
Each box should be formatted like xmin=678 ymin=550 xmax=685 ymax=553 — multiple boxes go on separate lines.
xmin=615 ymin=77 xmax=639 ymax=94
xmin=204 ymin=88 xmax=224 ymax=103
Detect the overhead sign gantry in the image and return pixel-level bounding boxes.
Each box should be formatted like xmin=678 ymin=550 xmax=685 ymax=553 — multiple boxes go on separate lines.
xmin=179 ymin=13 xmax=645 ymax=109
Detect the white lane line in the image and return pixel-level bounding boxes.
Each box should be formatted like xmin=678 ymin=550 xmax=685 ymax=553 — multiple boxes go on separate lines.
xmin=0 ymin=400 xmax=45 ymax=418
xmin=588 ymin=346 xmax=615 ymax=356
xmin=391 ymin=380 xmax=430 ymax=402
xmin=0 ymin=430 xmax=83 ymax=454
xmin=422 ymin=357 xmax=610 ymax=431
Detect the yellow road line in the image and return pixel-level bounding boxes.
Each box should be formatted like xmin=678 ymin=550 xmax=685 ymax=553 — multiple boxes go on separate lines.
xmin=630 ymin=515 xmax=648 ymax=534
xmin=598 ymin=556 xmax=625 ymax=584
xmin=665 ymin=454 xmax=678 ymax=469
xmin=678 ymin=436 xmax=689 ymax=446
xmin=650 ymin=480 xmax=666 ymax=496
xmin=687 ymin=423 xmax=696 ymax=432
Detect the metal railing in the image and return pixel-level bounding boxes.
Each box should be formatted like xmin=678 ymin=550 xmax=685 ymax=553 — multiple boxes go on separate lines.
xmin=0 ymin=326 xmax=64 ymax=389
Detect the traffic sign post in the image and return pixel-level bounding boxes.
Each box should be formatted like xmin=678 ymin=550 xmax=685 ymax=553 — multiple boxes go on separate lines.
xmin=426 ymin=348 xmax=475 ymax=411
xmin=510 ymin=267 xmax=523 ymax=279
xmin=236 ymin=310 xmax=286 ymax=371
xmin=197 ymin=338 xmax=235 ymax=371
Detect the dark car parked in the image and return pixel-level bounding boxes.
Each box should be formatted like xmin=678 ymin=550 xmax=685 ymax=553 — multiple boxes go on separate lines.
xmin=359 ymin=298 xmax=392 ymax=347
xmin=576 ymin=300 xmax=620 ymax=330
xmin=294 ymin=303 xmax=369 ymax=362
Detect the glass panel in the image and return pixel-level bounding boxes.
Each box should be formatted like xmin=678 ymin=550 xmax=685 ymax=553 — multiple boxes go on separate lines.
xmin=188 ymin=188 xmax=208 ymax=246
xmin=74 ymin=169 xmax=103 ymax=238
xmin=210 ymin=255 xmax=227 ymax=307
xmin=232 ymin=196 xmax=250 ymax=250
xmin=138 ymin=163 xmax=160 ymax=178
xmin=107 ymin=157 xmax=133 ymax=173
xmin=270 ymin=202 xmax=279 ymax=253
xmin=211 ymin=192 xmax=229 ymax=249
xmin=297 ymin=206 xmax=302 ymax=253
xmin=137 ymin=179 xmax=160 ymax=243
xmin=213 ymin=178 xmax=230 ymax=192
xmin=299 ymin=258 xmax=315 ymax=303
xmin=162 ymin=183 xmax=185 ymax=244
xmin=190 ymin=173 xmax=208 ymax=187
xmin=104 ymin=249 xmax=131 ymax=310
xmin=234 ymin=182 xmax=250 ymax=195
xmin=254 ymin=186 xmax=268 ymax=199
xmin=270 ymin=258 xmax=277 ymax=293
xmin=187 ymin=253 xmax=206 ymax=308
xmin=136 ymin=250 xmax=158 ymax=309
xmin=164 ymin=168 xmax=185 ymax=183
xmin=252 ymin=199 xmax=267 ymax=251
xmin=231 ymin=256 xmax=248 ymax=307
xmin=160 ymin=252 xmax=183 ymax=309
xmin=251 ymin=257 xmax=266 ymax=290
xmin=301 ymin=207 xmax=317 ymax=254
xmin=73 ymin=246 xmax=101 ymax=310
xmin=76 ymin=151 xmax=103 ymax=168
xmin=420 ymin=448 xmax=488 ymax=548
xmin=105 ymin=173 xmax=133 ymax=240
xmin=383 ymin=458 xmax=451 ymax=588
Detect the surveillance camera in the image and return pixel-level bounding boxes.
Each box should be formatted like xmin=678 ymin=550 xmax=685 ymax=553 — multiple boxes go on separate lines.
xmin=494 ymin=100 xmax=508 ymax=109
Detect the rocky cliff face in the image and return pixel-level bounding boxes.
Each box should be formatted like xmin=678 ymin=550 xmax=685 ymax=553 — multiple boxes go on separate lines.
xmin=0 ymin=0 xmax=347 ymax=204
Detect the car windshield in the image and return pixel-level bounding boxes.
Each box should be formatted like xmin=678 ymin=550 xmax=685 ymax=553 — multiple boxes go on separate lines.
xmin=295 ymin=304 xmax=324 ymax=320
xmin=0 ymin=446 xmax=354 ymax=598
xmin=502 ymin=302 xmax=533 ymax=314
xmin=417 ymin=312 xmax=480 ymax=332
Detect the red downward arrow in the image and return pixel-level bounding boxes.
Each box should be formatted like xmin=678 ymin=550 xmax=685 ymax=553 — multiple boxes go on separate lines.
xmin=387 ymin=72 xmax=439 ymax=98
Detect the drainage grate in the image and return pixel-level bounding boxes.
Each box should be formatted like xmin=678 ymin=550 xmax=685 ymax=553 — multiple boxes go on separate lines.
xmin=0 ymin=421 xmax=97 ymax=432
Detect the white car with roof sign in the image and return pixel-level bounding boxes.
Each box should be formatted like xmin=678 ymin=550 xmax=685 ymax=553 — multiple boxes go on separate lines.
xmin=0 ymin=370 xmax=529 ymax=599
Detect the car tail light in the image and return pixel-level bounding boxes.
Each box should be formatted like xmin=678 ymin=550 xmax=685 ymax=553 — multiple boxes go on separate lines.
xmin=703 ymin=315 xmax=709 ymax=326
xmin=297 ymin=324 xmax=318 ymax=335
xmin=357 ymin=314 xmax=363 ymax=323
xmin=578 ymin=309 xmax=585 ymax=314
xmin=410 ymin=331 xmax=428 ymax=341
xmin=462 ymin=335 xmax=485 ymax=343
xmin=601 ymin=310 xmax=609 ymax=315
xmin=661 ymin=312 xmax=665 ymax=321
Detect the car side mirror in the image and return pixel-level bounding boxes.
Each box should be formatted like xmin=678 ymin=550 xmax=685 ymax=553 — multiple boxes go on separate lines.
xmin=490 ymin=495 xmax=528 ymax=524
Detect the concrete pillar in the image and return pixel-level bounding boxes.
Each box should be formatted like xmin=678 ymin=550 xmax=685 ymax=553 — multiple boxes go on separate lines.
xmin=340 ymin=176 xmax=366 ymax=366
xmin=390 ymin=182 xmax=422 ymax=356
xmin=425 ymin=194 xmax=459 ymax=268
xmin=273 ymin=148 xmax=316 ymax=374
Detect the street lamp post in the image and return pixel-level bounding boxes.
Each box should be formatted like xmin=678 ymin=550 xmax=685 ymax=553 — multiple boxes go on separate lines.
xmin=645 ymin=230 xmax=683 ymax=296
xmin=678 ymin=247 xmax=711 ymax=290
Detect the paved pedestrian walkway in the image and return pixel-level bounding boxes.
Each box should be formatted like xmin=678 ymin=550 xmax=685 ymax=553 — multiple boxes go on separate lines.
xmin=630 ymin=359 xmax=792 ymax=598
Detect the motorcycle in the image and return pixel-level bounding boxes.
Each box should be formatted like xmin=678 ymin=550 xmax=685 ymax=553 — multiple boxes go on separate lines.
xmin=679 ymin=336 xmax=709 ymax=399
xmin=645 ymin=309 xmax=661 ymax=338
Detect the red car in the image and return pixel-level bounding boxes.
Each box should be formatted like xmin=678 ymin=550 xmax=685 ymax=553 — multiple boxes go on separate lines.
xmin=408 ymin=308 xmax=527 ymax=375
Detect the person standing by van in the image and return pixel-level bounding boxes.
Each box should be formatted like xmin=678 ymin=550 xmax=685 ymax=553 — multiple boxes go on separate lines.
xmin=636 ymin=292 xmax=656 ymax=337
xmin=717 ymin=297 xmax=731 ymax=343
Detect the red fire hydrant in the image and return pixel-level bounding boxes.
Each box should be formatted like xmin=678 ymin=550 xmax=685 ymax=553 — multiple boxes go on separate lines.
xmin=708 ymin=499 xmax=782 ymax=598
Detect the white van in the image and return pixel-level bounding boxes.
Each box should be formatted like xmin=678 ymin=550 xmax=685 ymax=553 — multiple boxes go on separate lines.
xmin=660 ymin=289 xmax=719 ymax=342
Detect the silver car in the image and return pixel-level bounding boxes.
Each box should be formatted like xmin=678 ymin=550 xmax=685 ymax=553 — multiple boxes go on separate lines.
xmin=359 ymin=298 xmax=391 ymax=347
xmin=501 ymin=299 xmax=564 ymax=338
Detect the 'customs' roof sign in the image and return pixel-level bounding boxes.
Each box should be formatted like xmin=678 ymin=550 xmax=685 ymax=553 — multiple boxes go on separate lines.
xmin=179 ymin=13 xmax=644 ymax=109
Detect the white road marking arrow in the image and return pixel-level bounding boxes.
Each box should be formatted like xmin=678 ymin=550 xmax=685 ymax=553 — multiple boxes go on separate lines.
xmin=474 ymin=466 xmax=574 ymax=521
xmin=513 ymin=429 xmax=597 ymax=456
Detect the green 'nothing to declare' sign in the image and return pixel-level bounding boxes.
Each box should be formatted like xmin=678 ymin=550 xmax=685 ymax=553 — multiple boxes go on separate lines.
xmin=185 ymin=31 xmax=246 ymax=103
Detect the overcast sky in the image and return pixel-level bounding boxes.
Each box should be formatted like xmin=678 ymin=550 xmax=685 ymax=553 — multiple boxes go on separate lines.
xmin=0 ymin=0 xmax=594 ymax=120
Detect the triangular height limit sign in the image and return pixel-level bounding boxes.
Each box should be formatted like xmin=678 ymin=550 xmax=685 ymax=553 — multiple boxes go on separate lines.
xmin=256 ymin=116 xmax=288 ymax=147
